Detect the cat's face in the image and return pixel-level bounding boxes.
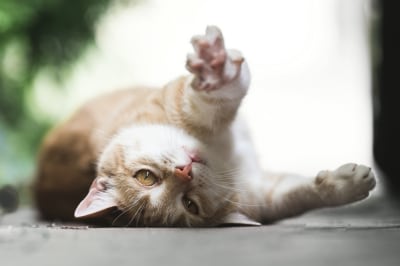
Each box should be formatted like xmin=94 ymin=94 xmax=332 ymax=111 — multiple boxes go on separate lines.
xmin=75 ymin=124 xmax=238 ymax=226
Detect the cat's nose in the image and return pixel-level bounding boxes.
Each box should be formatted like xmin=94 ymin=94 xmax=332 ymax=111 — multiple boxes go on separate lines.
xmin=174 ymin=163 xmax=193 ymax=182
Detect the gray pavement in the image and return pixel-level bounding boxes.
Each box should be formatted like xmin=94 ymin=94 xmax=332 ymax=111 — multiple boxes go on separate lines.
xmin=1 ymin=195 xmax=400 ymax=266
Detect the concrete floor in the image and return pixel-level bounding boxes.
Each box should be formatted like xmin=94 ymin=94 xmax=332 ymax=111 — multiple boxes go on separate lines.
xmin=1 ymin=195 xmax=400 ymax=266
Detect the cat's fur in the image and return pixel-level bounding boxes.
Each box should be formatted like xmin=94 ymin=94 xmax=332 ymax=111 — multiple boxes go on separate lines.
xmin=33 ymin=26 xmax=376 ymax=227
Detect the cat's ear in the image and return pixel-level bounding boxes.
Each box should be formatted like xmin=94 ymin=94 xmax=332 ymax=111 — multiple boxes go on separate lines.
xmin=74 ymin=177 xmax=117 ymax=218
xmin=221 ymin=212 xmax=261 ymax=226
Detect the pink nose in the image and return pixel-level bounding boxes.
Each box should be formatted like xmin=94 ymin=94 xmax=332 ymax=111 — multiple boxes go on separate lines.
xmin=175 ymin=163 xmax=193 ymax=182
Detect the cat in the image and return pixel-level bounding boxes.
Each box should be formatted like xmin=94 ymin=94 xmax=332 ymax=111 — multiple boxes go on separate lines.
xmin=33 ymin=26 xmax=376 ymax=227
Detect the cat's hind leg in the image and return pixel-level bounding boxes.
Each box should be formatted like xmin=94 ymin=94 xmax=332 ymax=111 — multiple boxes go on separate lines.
xmin=258 ymin=163 xmax=376 ymax=222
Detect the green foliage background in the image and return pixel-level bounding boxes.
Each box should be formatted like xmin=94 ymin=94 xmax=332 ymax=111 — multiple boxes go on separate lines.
xmin=0 ymin=0 xmax=114 ymax=187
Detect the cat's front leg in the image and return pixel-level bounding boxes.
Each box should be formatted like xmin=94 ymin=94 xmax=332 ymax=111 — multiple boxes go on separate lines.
xmin=167 ymin=26 xmax=250 ymax=138
xmin=314 ymin=163 xmax=376 ymax=207
xmin=256 ymin=163 xmax=376 ymax=222
xmin=186 ymin=26 xmax=249 ymax=96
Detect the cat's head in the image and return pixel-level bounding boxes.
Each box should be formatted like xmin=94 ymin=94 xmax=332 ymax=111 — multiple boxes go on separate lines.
xmin=74 ymin=124 xmax=258 ymax=227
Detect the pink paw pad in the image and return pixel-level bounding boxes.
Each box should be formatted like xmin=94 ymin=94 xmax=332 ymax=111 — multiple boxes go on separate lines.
xmin=186 ymin=26 xmax=243 ymax=92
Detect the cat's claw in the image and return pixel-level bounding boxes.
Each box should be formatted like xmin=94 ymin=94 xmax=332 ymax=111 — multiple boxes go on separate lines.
xmin=186 ymin=26 xmax=244 ymax=91
xmin=315 ymin=163 xmax=376 ymax=206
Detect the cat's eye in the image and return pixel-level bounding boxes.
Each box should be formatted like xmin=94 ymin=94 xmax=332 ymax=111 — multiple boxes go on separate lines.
xmin=182 ymin=196 xmax=199 ymax=215
xmin=134 ymin=170 xmax=158 ymax=186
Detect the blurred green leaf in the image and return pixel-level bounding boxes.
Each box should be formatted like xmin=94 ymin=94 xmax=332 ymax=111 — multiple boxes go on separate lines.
xmin=0 ymin=0 xmax=135 ymax=188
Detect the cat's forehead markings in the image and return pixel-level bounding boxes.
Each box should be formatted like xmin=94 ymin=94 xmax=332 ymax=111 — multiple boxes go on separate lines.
xmin=162 ymin=155 xmax=173 ymax=164
xmin=135 ymin=157 xmax=155 ymax=166
xmin=133 ymin=158 xmax=171 ymax=174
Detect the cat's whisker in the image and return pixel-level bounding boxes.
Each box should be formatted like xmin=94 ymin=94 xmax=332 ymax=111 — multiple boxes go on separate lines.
xmin=198 ymin=173 xmax=261 ymax=205
xmin=209 ymin=174 xmax=253 ymax=193
xmin=220 ymin=195 xmax=263 ymax=208
xmin=214 ymin=167 xmax=242 ymax=175
xmin=215 ymin=175 xmax=252 ymax=186
xmin=214 ymin=176 xmax=248 ymax=186
xmin=112 ymin=199 xmax=141 ymax=226
xmin=125 ymin=201 xmax=144 ymax=227
xmin=112 ymin=206 xmax=133 ymax=226
xmin=134 ymin=202 xmax=147 ymax=227
xmin=210 ymin=180 xmax=246 ymax=192
xmin=198 ymin=171 xmax=241 ymax=192
xmin=134 ymin=201 xmax=147 ymax=226
xmin=125 ymin=199 xmax=144 ymax=227
xmin=214 ymin=170 xmax=248 ymax=181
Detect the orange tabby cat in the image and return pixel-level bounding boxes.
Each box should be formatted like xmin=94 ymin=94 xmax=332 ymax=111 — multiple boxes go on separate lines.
xmin=34 ymin=26 xmax=376 ymax=226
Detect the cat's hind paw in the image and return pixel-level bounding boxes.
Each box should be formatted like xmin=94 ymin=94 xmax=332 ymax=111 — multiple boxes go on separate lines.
xmin=315 ymin=163 xmax=376 ymax=206
xmin=186 ymin=26 xmax=244 ymax=91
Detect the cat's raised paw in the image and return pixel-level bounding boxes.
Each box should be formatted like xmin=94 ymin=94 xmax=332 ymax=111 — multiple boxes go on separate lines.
xmin=186 ymin=26 xmax=244 ymax=91
xmin=315 ymin=163 xmax=376 ymax=206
